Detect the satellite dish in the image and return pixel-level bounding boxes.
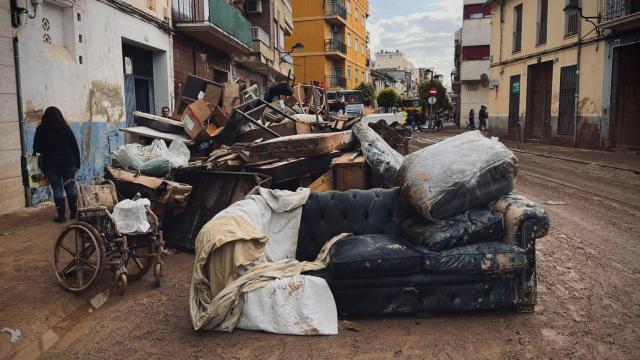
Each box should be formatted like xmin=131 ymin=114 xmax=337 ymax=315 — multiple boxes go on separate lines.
xmin=480 ymin=73 xmax=490 ymax=87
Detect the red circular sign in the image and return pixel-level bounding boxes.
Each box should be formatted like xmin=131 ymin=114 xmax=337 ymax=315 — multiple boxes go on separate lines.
xmin=429 ymin=88 xmax=438 ymax=95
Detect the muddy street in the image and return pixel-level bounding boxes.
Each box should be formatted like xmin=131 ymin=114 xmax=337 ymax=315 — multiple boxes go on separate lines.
xmin=1 ymin=131 xmax=639 ymax=360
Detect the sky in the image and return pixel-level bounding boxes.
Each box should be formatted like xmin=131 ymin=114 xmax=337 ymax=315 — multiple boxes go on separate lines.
xmin=367 ymin=0 xmax=462 ymax=88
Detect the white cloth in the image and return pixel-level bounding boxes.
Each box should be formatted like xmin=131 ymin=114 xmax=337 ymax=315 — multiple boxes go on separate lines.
xmin=237 ymin=275 xmax=338 ymax=335
xmin=214 ymin=187 xmax=310 ymax=262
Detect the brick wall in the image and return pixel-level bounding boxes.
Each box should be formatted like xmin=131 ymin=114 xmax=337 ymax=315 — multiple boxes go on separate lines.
xmin=172 ymin=34 xmax=231 ymax=96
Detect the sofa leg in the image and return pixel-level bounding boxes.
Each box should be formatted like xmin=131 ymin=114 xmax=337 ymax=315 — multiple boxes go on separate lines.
xmin=517 ymin=305 xmax=536 ymax=313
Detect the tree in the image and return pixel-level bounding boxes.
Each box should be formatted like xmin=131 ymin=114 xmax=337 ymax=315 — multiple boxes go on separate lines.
xmin=377 ymin=88 xmax=400 ymax=110
xmin=417 ymin=79 xmax=452 ymax=114
xmin=354 ymin=82 xmax=375 ymax=107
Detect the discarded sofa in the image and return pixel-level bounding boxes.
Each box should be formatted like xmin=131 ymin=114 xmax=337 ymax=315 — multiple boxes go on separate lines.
xmin=298 ymin=188 xmax=550 ymax=316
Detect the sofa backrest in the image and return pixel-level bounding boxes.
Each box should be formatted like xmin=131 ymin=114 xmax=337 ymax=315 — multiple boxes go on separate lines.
xmin=296 ymin=188 xmax=401 ymax=261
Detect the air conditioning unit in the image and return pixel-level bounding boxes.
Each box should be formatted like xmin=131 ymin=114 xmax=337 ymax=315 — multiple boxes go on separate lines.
xmin=489 ymin=79 xmax=499 ymax=89
xmin=245 ymin=0 xmax=262 ymax=14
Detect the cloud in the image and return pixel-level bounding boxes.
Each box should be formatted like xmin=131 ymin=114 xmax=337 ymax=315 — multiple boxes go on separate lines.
xmin=368 ymin=0 xmax=462 ymax=88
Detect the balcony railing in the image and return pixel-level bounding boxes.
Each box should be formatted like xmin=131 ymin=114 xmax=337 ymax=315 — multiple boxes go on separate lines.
xmin=325 ymin=75 xmax=347 ymax=88
xmin=324 ymin=39 xmax=347 ymax=53
xmin=251 ymin=26 xmax=270 ymax=46
xmin=536 ymin=20 xmax=547 ymax=45
xmin=602 ymin=0 xmax=640 ymax=21
xmin=173 ymin=0 xmax=252 ymax=48
xmin=325 ymin=1 xmax=347 ymax=19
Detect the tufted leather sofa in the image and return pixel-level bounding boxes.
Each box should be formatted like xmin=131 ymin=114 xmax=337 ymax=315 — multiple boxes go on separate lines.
xmin=298 ymin=188 xmax=549 ymax=316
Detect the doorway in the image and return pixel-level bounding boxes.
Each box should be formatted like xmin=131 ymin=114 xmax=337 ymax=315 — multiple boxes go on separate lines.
xmin=611 ymin=43 xmax=640 ymax=149
xmin=525 ymin=61 xmax=553 ymax=142
xmin=508 ymin=74 xmax=521 ymax=132
xmin=123 ymin=43 xmax=155 ymax=126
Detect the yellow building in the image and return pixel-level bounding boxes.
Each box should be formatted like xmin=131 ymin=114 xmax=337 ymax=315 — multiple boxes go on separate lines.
xmin=286 ymin=0 xmax=370 ymax=90
xmin=486 ymin=0 xmax=640 ymax=149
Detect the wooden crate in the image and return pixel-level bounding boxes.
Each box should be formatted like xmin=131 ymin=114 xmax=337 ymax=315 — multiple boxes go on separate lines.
xmin=332 ymin=153 xmax=369 ymax=191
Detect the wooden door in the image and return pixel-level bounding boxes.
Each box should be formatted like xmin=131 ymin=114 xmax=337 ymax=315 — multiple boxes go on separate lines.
xmin=526 ymin=62 xmax=553 ymax=141
xmin=612 ymin=44 xmax=640 ymax=149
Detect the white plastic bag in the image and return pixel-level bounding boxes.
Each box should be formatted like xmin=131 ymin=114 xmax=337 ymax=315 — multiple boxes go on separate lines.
xmin=115 ymin=139 xmax=189 ymax=176
xmin=111 ymin=198 xmax=151 ymax=234
xmin=237 ymin=275 xmax=338 ymax=335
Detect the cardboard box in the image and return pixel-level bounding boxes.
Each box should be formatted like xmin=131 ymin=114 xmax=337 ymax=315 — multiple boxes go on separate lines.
xmin=222 ymin=82 xmax=241 ymax=115
xmin=202 ymin=84 xmax=223 ymax=107
xmin=182 ymin=99 xmax=214 ymax=141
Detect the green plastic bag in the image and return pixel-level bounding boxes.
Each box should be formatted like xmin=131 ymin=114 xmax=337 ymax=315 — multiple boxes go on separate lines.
xmin=26 ymin=154 xmax=49 ymax=188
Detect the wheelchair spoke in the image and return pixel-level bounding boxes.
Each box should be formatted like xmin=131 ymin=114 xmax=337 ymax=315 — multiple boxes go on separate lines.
xmin=60 ymin=260 xmax=76 ymax=277
xmin=132 ymin=257 xmax=144 ymax=271
xmin=77 ymin=256 xmax=96 ymax=271
xmin=76 ymin=259 xmax=84 ymax=287
xmin=59 ymin=242 xmax=76 ymax=257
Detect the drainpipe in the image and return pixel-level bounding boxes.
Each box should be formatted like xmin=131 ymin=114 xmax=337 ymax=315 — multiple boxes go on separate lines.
xmin=573 ymin=19 xmax=582 ymax=147
xmin=13 ymin=36 xmax=32 ymax=207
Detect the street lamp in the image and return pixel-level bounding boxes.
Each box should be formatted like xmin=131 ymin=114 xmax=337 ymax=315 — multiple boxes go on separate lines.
xmin=563 ymin=3 xmax=601 ymax=36
xmin=279 ymin=42 xmax=304 ymax=63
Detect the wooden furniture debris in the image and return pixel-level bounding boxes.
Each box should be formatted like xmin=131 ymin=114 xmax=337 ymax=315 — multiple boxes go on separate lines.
xmin=120 ymin=126 xmax=195 ymax=145
xmin=309 ymin=170 xmax=334 ymax=192
xmin=241 ymin=131 xmax=354 ymax=163
xmin=332 ymin=153 xmax=370 ymax=191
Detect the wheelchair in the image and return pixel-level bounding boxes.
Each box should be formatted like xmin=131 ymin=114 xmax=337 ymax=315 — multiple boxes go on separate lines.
xmin=53 ymin=181 xmax=164 ymax=294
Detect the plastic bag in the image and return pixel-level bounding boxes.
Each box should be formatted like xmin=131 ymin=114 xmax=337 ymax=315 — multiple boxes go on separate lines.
xmin=26 ymin=155 xmax=49 ymax=188
xmin=115 ymin=139 xmax=189 ymax=176
xmin=111 ymin=198 xmax=151 ymax=234
xmin=397 ymin=131 xmax=518 ymax=220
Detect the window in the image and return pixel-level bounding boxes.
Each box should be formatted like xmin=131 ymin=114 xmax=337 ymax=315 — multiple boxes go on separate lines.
xmin=347 ymin=1 xmax=351 ymax=14
xmin=362 ymin=43 xmax=365 ymax=54
xmin=558 ymin=65 xmax=577 ymax=135
xmin=347 ymin=33 xmax=351 ymax=47
xmin=347 ymin=66 xmax=352 ymax=79
xmin=355 ymin=39 xmax=359 ymax=53
xmin=512 ymin=4 xmax=522 ymax=52
xmin=537 ymin=0 xmax=548 ymax=45
xmin=463 ymin=4 xmax=491 ymax=19
xmin=463 ymin=45 xmax=490 ymax=60
xmin=565 ymin=0 xmax=579 ymax=36
xmin=278 ymin=26 xmax=285 ymax=51
xmin=466 ymin=83 xmax=479 ymax=91
xmin=355 ymin=71 xmax=359 ymax=82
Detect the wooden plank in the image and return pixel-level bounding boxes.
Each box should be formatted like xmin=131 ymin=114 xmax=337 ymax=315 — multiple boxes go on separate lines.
xmin=0 ymin=177 xmax=26 ymax=214
xmin=237 ymin=121 xmax=297 ymax=142
xmin=243 ymin=131 xmax=354 ymax=163
xmin=133 ymin=111 xmax=184 ymax=127
xmin=310 ymin=169 xmax=334 ymax=192
xmin=119 ymin=126 xmax=195 ymax=145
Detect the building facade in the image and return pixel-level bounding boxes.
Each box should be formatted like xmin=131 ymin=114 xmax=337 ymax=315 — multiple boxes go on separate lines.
xmin=459 ymin=0 xmax=491 ymax=128
xmin=374 ymin=50 xmax=417 ymax=97
xmin=172 ymin=0 xmax=294 ymax=96
xmin=487 ymin=0 xmax=639 ymax=150
xmin=286 ymin=0 xmax=369 ymax=90
xmin=5 ymin=0 xmax=173 ymax=211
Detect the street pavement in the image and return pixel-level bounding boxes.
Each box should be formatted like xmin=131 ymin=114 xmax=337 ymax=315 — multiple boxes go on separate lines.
xmin=1 ymin=129 xmax=639 ymax=359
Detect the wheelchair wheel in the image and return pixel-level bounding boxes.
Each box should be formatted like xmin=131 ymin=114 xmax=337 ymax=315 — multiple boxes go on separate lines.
xmin=53 ymin=222 xmax=105 ymax=293
xmin=125 ymin=239 xmax=154 ymax=281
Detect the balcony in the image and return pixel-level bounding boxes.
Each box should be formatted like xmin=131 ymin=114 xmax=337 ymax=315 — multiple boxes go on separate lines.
xmin=173 ymin=0 xmax=253 ymax=55
xmin=325 ymin=1 xmax=347 ymax=25
xmin=601 ymin=0 xmax=640 ymax=31
xmin=325 ymin=75 xmax=347 ymax=89
xmin=251 ymin=26 xmax=270 ymax=47
xmin=324 ymin=39 xmax=347 ymax=60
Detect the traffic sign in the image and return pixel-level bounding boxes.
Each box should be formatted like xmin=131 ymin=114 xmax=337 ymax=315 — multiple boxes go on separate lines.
xmin=428 ymin=96 xmax=437 ymax=105
xmin=429 ymin=87 xmax=438 ymax=96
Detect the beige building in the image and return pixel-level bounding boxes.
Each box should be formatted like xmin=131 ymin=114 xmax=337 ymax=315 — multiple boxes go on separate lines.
xmin=486 ymin=0 xmax=640 ymax=149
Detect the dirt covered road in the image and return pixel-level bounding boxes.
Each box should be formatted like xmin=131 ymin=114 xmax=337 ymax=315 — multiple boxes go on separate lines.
xmin=3 ymin=130 xmax=639 ymax=359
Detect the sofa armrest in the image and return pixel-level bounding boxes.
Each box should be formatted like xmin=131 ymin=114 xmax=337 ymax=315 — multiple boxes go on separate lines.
xmin=489 ymin=194 xmax=550 ymax=247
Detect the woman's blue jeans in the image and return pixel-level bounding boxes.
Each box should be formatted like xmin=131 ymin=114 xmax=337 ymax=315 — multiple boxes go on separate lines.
xmin=46 ymin=169 xmax=77 ymax=199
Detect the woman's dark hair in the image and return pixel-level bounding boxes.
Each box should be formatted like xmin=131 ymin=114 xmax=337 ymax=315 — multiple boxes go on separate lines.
xmin=40 ymin=106 xmax=69 ymax=130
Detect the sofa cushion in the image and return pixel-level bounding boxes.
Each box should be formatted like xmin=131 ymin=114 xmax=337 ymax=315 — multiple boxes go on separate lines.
xmin=329 ymin=234 xmax=423 ymax=279
xmin=296 ymin=188 xmax=401 ymax=261
xmin=399 ymin=209 xmax=505 ymax=251
xmin=422 ymin=242 xmax=528 ymax=274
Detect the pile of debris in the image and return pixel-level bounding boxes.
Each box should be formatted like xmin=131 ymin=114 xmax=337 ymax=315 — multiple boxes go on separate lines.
xmin=109 ymin=76 xmax=410 ymax=249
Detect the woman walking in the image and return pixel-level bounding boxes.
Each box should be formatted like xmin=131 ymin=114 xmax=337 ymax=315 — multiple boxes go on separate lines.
xmin=467 ymin=109 xmax=476 ymax=129
xmin=33 ymin=107 xmax=81 ymax=223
